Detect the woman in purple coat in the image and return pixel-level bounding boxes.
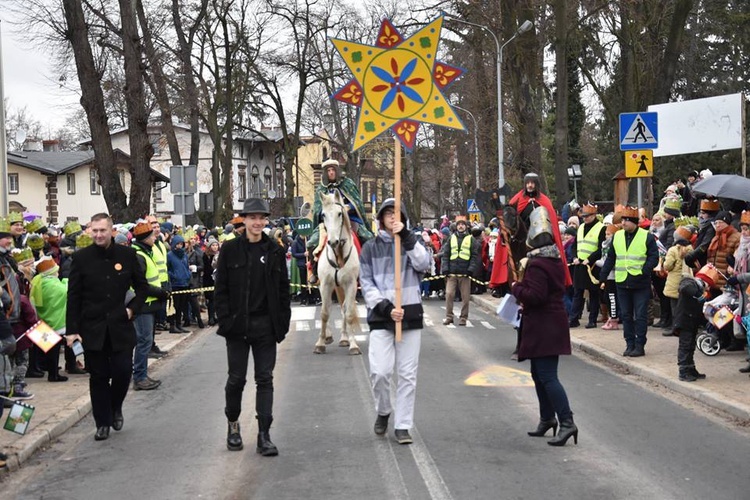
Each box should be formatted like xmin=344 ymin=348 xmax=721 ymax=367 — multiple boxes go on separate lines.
xmin=511 ymin=206 xmax=578 ymax=446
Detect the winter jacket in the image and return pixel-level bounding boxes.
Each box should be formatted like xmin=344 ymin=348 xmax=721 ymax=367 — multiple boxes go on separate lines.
xmin=663 ymin=242 xmax=692 ymax=299
xmin=599 ymin=228 xmax=659 ymax=290
xmin=214 ymin=233 xmax=291 ymax=342
xmin=0 ymin=250 xmax=21 ymax=323
xmin=440 ymin=231 xmax=480 ymax=277
xmin=705 ymin=225 xmax=740 ymax=287
xmin=360 ymin=229 xmax=431 ymax=332
xmin=66 ymin=241 xmax=148 ymax=352
xmin=511 ymin=255 xmax=571 ymax=361
xmin=291 ymin=235 xmax=308 ymax=269
xmin=167 ymin=236 xmax=192 ymax=288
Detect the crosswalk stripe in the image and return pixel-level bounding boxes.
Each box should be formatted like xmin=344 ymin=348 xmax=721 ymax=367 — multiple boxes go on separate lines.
xmin=481 ymin=321 xmax=496 ymax=330
xmin=295 ymin=320 xmax=310 ymax=331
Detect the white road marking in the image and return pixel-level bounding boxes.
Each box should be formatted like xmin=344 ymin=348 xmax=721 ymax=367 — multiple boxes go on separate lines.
xmin=295 ymin=320 xmax=310 ymax=332
xmin=291 ymin=306 xmax=316 ymax=321
xmin=481 ymin=321 xmax=496 ymax=330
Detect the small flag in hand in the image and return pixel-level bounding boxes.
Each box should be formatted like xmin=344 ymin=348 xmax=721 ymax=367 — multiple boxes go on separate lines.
xmin=25 ymin=320 xmax=63 ymax=353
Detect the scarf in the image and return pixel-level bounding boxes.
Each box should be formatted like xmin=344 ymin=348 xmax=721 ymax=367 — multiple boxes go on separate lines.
xmin=734 ymin=234 xmax=750 ymax=275
xmin=527 ymin=243 xmax=561 ymax=260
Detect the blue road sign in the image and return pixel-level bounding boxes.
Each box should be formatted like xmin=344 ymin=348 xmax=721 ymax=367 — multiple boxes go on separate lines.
xmin=467 ymin=199 xmax=480 ymax=213
xmin=619 ymin=112 xmax=658 ymax=150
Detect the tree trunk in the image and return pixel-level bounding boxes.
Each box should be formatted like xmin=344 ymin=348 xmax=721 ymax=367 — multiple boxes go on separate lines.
xmin=136 ymin=0 xmax=182 ymax=167
xmin=654 ymin=0 xmax=694 ymax=103
xmin=62 ymin=0 xmax=127 ymax=220
xmin=171 ymin=0 xmax=207 ymax=167
xmin=119 ymin=0 xmax=153 ymax=220
xmin=554 ymin=0 xmax=571 ymax=205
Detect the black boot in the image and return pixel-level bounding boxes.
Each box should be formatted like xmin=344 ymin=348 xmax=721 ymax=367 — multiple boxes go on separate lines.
xmin=256 ymin=415 xmax=278 ymax=456
xmin=689 ymin=367 xmax=706 ymax=379
xmin=528 ymin=418 xmax=558 ymax=437
xmin=227 ymin=420 xmax=243 ymax=451
xmin=739 ymin=363 xmax=750 ymax=373
xmin=548 ymin=417 xmax=578 ymax=446
xmin=679 ymin=367 xmax=697 ymax=382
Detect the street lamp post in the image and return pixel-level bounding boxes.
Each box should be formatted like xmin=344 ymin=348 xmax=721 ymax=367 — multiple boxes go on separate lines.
xmin=567 ymin=164 xmax=582 ymax=201
xmin=443 ymin=14 xmax=533 ymax=201
xmin=453 ymin=105 xmax=480 ymax=191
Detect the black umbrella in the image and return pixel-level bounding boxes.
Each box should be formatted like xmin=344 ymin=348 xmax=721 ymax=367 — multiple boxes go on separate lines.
xmin=691 ymin=174 xmax=750 ymax=202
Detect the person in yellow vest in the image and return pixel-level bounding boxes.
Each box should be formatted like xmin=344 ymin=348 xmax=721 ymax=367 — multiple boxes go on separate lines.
xmin=569 ymin=203 xmax=607 ymax=328
xmin=131 ymin=221 xmax=170 ymax=391
xmin=441 ymin=215 xmax=480 ymax=326
xmin=147 ymin=215 xmax=172 ymax=353
xmin=599 ymin=206 xmax=659 ymax=357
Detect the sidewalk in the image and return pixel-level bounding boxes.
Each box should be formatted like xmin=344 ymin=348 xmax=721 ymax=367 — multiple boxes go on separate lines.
xmin=471 ymin=293 xmax=750 ymax=423
xmin=0 ymin=328 xmax=200 ymax=472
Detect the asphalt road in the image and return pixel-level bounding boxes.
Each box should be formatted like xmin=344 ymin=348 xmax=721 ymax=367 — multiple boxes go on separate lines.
xmin=3 ymin=298 xmax=750 ymax=499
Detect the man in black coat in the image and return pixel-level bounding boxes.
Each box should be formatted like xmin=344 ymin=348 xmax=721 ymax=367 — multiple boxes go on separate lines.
xmin=65 ymin=213 xmax=149 ymax=441
xmin=214 ymin=198 xmax=291 ymax=456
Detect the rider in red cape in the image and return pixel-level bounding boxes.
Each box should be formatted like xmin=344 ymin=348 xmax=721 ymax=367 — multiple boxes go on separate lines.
xmin=490 ymin=173 xmax=572 ymax=289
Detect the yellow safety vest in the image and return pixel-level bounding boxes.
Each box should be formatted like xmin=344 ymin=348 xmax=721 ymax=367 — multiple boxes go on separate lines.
xmin=134 ymin=246 xmax=161 ymax=304
xmin=576 ymin=221 xmax=604 ymax=260
xmin=450 ymin=234 xmax=472 ymax=261
xmin=152 ymin=239 xmax=169 ymax=284
xmin=612 ymin=228 xmax=648 ymax=283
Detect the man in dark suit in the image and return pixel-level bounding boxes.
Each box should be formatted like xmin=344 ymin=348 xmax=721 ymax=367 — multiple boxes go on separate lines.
xmin=215 ymin=198 xmax=291 ymax=456
xmin=65 ymin=213 xmax=149 ymax=441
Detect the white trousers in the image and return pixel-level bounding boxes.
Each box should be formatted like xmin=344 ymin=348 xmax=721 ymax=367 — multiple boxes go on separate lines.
xmin=369 ymin=328 xmax=421 ymax=430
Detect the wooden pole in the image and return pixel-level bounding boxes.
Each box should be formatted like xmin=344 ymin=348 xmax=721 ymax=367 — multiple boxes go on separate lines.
xmin=394 ymin=136 xmax=403 ymax=342
xmin=742 ymin=95 xmax=747 ymax=178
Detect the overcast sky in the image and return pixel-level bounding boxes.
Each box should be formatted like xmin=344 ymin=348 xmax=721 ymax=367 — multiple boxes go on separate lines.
xmin=1 ymin=18 xmax=79 ymax=137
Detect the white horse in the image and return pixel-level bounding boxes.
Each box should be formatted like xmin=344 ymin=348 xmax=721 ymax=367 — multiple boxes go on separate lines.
xmin=314 ymin=191 xmax=362 ymax=355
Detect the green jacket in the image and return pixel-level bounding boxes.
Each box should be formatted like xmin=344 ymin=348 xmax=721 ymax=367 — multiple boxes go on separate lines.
xmin=308 ymin=176 xmax=373 ymax=248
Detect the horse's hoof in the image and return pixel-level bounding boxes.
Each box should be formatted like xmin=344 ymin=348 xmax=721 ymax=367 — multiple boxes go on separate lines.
xmin=325 ymin=337 xmax=334 ymax=345
xmin=339 ymin=340 xmax=350 ymax=347
xmin=349 ymin=347 xmax=362 ymax=356
xmin=313 ymin=346 xmax=326 ymax=354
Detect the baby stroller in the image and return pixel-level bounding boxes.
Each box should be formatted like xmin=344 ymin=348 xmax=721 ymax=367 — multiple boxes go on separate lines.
xmin=697 ymin=287 xmax=741 ymax=356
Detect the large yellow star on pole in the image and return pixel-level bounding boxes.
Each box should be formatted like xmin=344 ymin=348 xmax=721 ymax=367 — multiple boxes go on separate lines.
xmin=331 ymin=16 xmax=465 ymax=151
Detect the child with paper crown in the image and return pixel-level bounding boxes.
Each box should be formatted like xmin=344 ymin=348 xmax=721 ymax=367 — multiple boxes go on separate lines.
xmin=29 ymin=257 xmax=69 ymax=382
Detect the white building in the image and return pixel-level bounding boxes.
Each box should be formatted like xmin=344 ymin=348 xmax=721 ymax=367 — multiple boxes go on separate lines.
xmin=6 ymin=144 xmax=168 ymax=224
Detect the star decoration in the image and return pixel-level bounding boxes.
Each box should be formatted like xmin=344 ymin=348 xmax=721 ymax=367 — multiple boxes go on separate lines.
xmin=331 ymin=16 xmax=466 ymax=151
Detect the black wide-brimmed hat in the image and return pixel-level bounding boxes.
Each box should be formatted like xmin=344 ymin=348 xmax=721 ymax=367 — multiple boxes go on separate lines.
xmin=239 ymin=198 xmax=271 ymax=216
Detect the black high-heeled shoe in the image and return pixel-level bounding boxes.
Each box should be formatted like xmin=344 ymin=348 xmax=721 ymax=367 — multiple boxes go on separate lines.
xmin=548 ymin=418 xmax=578 ymax=446
xmin=528 ymin=418 xmax=558 ymax=437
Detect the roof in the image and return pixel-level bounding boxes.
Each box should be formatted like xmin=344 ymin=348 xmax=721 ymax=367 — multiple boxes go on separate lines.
xmin=7 ymin=149 xmax=170 ymax=182
xmin=236 ymin=128 xmax=287 ymax=143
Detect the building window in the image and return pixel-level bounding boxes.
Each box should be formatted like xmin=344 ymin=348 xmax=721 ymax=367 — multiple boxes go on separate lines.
xmin=239 ymin=143 xmax=244 ymax=158
xmin=361 ymin=180 xmax=368 ymax=202
xmin=250 ymin=165 xmax=260 ymax=197
xmin=264 ymin=167 xmax=272 ymax=195
xmin=238 ymin=171 xmax=247 ymax=201
xmin=8 ymin=173 xmax=19 ymax=194
xmin=90 ymin=167 xmax=100 ymax=195
xmin=149 ymin=134 xmax=162 ymax=156
xmin=66 ymin=173 xmax=76 ymax=194
xmin=153 ymin=182 xmax=163 ymax=202
xmin=322 ymin=147 xmax=328 ymax=161
xmin=259 ymin=148 xmax=264 ymax=160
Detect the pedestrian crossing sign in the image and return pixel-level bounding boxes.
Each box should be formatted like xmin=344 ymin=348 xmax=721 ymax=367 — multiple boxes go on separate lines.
xmin=469 ymin=213 xmax=481 ymax=224
xmin=619 ymin=112 xmax=658 ymax=150
xmin=624 ymin=150 xmax=654 ymax=178
xmin=467 ymin=199 xmax=480 ymax=213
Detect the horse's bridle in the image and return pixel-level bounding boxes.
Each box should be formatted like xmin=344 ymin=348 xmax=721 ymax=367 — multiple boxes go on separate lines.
xmin=324 ymin=201 xmax=353 ymax=287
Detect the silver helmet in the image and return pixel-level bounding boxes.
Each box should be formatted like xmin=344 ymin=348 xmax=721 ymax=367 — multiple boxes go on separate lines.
xmin=526 ymin=206 xmax=555 ymax=249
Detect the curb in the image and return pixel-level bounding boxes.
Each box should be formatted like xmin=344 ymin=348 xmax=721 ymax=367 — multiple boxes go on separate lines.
xmin=470 ymin=294 xmax=750 ymax=422
xmin=2 ymin=329 xmax=199 ymax=473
